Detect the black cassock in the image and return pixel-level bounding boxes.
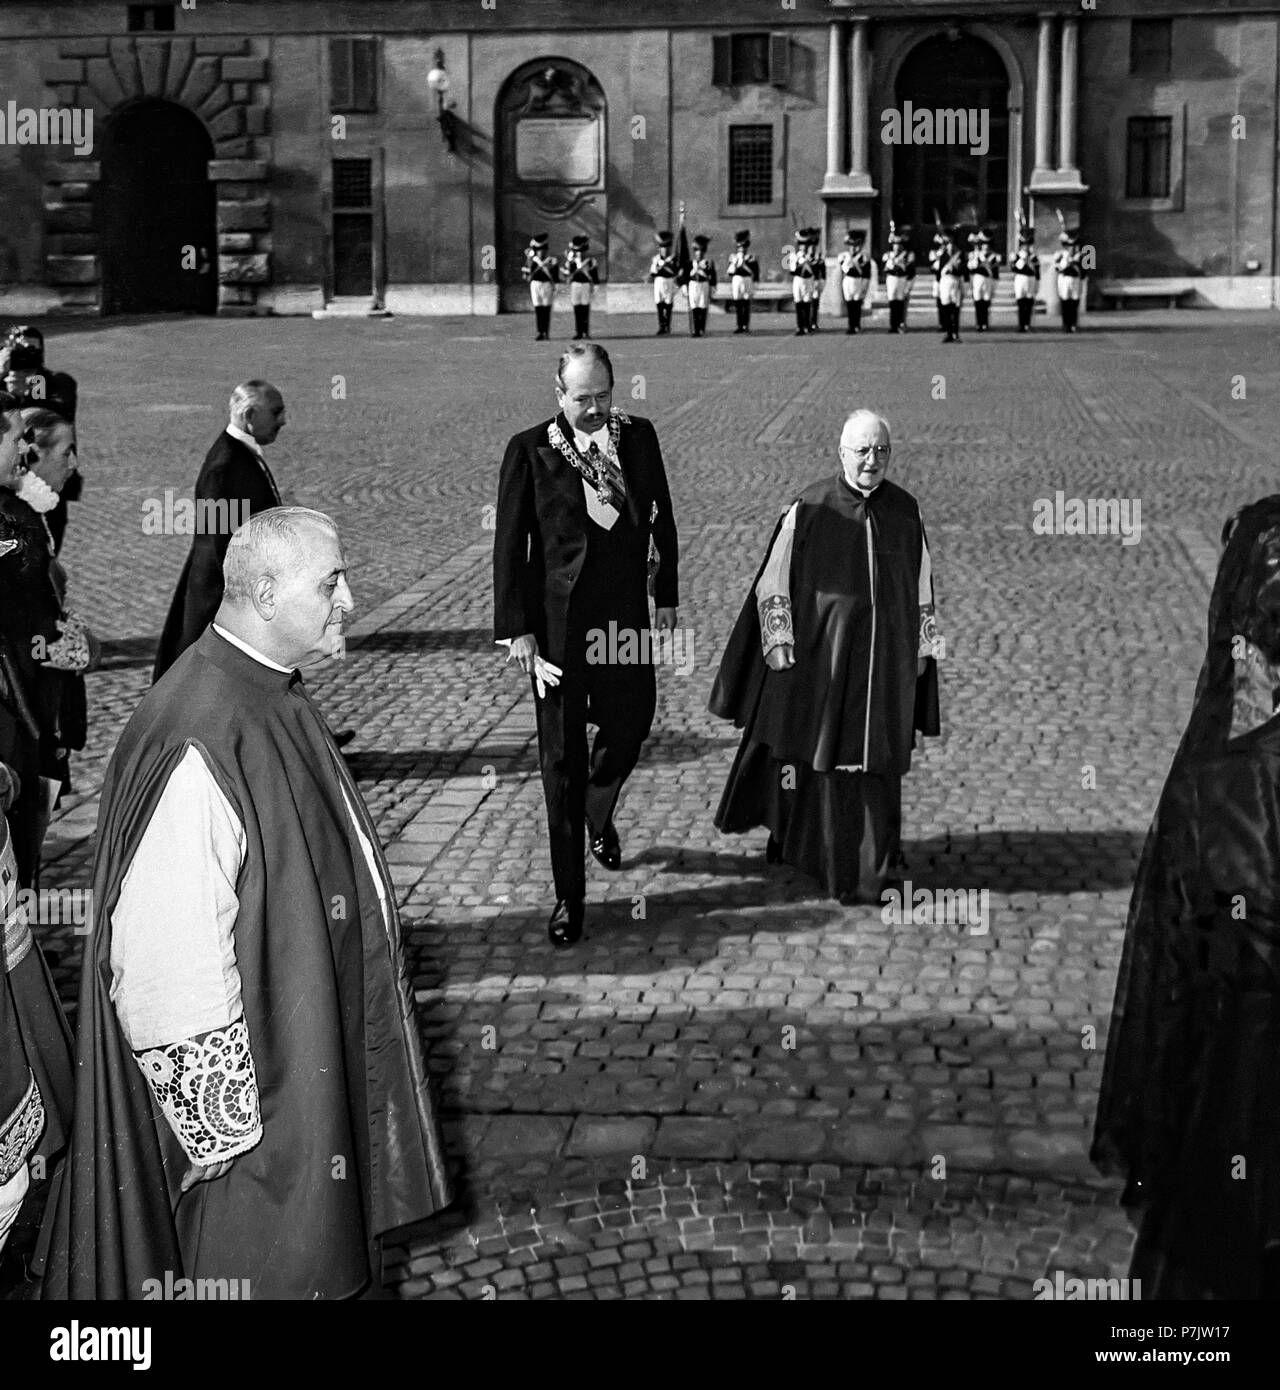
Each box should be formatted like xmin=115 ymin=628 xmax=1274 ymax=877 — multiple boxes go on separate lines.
xmin=710 ymin=475 xmax=940 ymax=900
xmin=1093 ymin=495 xmax=1280 ymax=1300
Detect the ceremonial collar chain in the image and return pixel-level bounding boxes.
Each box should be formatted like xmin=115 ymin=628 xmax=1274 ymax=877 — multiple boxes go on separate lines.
xmin=548 ymin=408 xmax=629 ymax=507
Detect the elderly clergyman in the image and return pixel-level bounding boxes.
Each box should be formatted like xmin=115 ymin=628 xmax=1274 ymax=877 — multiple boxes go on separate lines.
xmin=709 ymin=411 xmax=943 ymax=904
xmin=41 ymin=508 xmax=451 ymax=1299
xmin=152 ymin=379 xmax=287 ymax=681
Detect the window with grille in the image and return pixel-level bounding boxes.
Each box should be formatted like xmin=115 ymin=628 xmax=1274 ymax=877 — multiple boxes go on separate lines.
xmin=728 ymin=125 xmax=773 ymax=206
xmin=333 ymin=159 xmax=373 ymax=210
xmin=331 ymin=37 xmax=378 ymax=113
xmin=127 ymin=4 xmax=175 ymax=31
xmin=713 ymin=33 xmax=791 ymax=88
xmin=1129 ymin=19 xmax=1172 ymax=77
xmin=1126 ymin=116 xmax=1171 ymax=198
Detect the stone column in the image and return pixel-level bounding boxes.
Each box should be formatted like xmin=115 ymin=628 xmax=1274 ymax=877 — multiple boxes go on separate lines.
xmin=1057 ymin=15 xmax=1079 ymax=174
xmin=848 ymin=18 xmax=869 ymax=178
xmin=826 ymin=22 xmax=845 ymax=181
xmin=1034 ymin=14 xmax=1054 ymax=175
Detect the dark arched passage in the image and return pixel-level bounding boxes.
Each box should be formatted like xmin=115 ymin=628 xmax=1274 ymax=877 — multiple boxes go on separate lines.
xmin=101 ymin=99 xmax=216 ymax=314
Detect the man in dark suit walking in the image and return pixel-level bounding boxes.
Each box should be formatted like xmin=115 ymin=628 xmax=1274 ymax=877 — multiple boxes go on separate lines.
xmin=152 ymin=380 xmax=286 ymax=682
xmin=494 ymin=344 xmax=680 ymax=946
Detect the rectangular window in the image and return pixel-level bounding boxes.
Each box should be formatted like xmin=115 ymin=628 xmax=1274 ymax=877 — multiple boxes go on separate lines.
xmin=332 ymin=158 xmax=374 ymax=298
xmin=713 ymin=33 xmax=789 ymax=87
xmin=330 ymin=37 xmax=378 ymax=113
xmin=1129 ymin=19 xmax=1172 ymax=77
xmin=1126 ymin=116 xmax=1171 ymax=198
xmin=127 ymin=4 xmax=175 ymax=31
xmin=728 ymin=125 xmax=774 ymax=206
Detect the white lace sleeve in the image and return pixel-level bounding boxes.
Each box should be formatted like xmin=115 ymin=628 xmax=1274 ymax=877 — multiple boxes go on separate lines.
xmin=756 ymin=504 xmax=798 ymax=657
xmin=134 ymin=1017 xmax=263 ymax=1165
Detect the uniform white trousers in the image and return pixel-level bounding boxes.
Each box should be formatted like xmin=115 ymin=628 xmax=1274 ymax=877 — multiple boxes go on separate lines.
xmin=652 ymin=278 xmax=676 ymax=305
xmin=1013 ymin=273 xmax=1039 ymax=299
xmin=529 ymin=282 xmax=554 ymax=307
xmin=568 ymin=282 xmax=593 ymax=305
xmin=841 ymin=276 xmax=869 ymax=302
xmin=938 ymin=273 xmax=964 ymax=306
xmin=687 ymin=281 xmax=711 ymax=309
xmin=1057 ymin=275 xmax=1084 ymax=301
xmin=885 ymin=274 xmax=911 ymax=302
xmin=970 ymin=274 xmax=995 ymax=302
xmin=730 ymin=275 xmax=754 ymax=300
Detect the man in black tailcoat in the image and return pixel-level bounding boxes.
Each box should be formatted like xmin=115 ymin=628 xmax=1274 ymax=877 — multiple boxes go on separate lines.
xmin=493 ymin=344 xmax=680 ymax=946
xmin=152 ymin=380 xmax=286 ymax=682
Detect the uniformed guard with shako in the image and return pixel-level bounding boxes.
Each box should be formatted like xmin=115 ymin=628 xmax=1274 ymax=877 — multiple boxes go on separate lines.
xmin=522 ymin=232 xmax=559 ymax=341
xmin=685 ymin=234 xmax=717 ymax=338
xmin=785 ymin=226 xmax=817 ymax=337
xmin=967 ymin=229 xmax=999 ymax=333
xmin=837 ymin=229 xmax=872 ymax=334
xmin=1053 ymin=227 xmax=1085 ymax=333
xmin=726 ymin=230 xmax=759 ymax=334
xmin=882 ymin=223 xmax=916 ymax=334
xmin=927 ymin=231 xmax=946 ymax=329
xmin=648 ymin=231 xmax=678 ymax=336
xmin=1010 ymin=221 xmax=1040 ymax=333
xmin=806 ymin=228 xmax=827 ymax=333
xmin=564 ymin=234 xmax=599 ymax=340
xmin=937 ymin=228 xmax=968 ymax=344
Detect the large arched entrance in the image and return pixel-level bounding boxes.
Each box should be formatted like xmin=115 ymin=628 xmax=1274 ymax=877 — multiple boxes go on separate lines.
xmin=495 ymin=59 xmax=607 ymax=313
xmin=101 ymin=99 xmax=216 ymax=315
xmin=891 ymin=34 xmax=1010 ymax=265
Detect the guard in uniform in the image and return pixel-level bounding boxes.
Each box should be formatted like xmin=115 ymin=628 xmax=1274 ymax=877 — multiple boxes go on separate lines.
xmin=648 ymin=231 xmax=678 ymax=336
xmin=726 ymin=230 xmax=759 ymax=334
xmin=685 ymin=234 xmax=717 ymax=338
xmin=564 ymin=234 xmax=600 ymax=340
xmin=927 ymin=231 xmax=947 ymax=328
xmin=806 ymin=228 xmax=827 ymax=333
xmin=937 ymin=229 xmax=968 ymax=344
xmin=837 ymin=229 xmax=872 ymax=334
xmin=967 ymin=229 xmax=999 ymax=333
xmin=882 ymin=224 xmax=916 ymax=334
xmin=1053 ymin=228 xmax=1085 ymax=333
xmin=1011 ymin=223 xmax=1040 ymax=333
xmin=522 ymin=232 xmax=559 ymax=341
xmin=786 ymin=227 xmax=817 ymax=337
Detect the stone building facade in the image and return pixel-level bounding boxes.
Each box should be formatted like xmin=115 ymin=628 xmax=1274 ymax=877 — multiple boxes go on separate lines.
xmin=0 ymin=0 xmax=1275 ymax=318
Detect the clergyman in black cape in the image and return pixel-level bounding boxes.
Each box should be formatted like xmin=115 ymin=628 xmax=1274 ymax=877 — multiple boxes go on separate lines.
xmin=40 ymin=507 xmax=451 ymax=1299
xmin=1092 ymin=495 xmax=1280 ymax=1299
xmin=709 ymin=410 xmax=942 ymax=903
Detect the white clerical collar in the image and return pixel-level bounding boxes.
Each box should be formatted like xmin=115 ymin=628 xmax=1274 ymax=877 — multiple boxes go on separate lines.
xmin=225 ymin=423 xmax=265 ymax=460
xmin=212 ymin=623 xmax=295 ymax=674
xmin=843 ymin=476 xmax=879 ymax=500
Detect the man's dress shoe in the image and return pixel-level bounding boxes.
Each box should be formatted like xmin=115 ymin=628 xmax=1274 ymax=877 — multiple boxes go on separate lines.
xmin=548 ymin=898 xmax=584 ymax=948
xmin=589 ymin=821 xmax=622 ymax=871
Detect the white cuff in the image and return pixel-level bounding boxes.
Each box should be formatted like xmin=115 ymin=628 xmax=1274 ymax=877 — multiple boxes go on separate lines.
xmin=135 ymin=1018 xmax=263 ymax=1166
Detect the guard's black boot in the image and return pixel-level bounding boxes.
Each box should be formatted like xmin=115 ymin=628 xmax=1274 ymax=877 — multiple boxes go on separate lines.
xmin=742 ymin=302 xmax=752 ymax=333
xmin=794 ymin=301 xmax=807 ymax=335
xmin=845 ymin=301 xmax=857 ymax=333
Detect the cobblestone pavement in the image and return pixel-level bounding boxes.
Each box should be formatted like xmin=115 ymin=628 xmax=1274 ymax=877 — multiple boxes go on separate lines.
xmin=13 ymin=307 xmax=1280 ymax=1298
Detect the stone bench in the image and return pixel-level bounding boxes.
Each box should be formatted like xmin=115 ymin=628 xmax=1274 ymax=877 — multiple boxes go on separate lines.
xmin=713 ymin=284 xmax=794 ymax=311
xmin=1098 ymin=283 xmax=1195 ymax=310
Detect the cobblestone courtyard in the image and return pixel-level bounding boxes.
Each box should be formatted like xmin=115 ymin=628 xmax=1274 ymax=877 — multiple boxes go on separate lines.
xmin=14 ymin=305 xmax=1280 ymax=1299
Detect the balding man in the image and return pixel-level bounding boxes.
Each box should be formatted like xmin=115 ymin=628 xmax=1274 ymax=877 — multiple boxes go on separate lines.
xmin=710 ymin=411 xmax=943 ymax=904
xmin=152 ymin=380 xmax=287 ymax=681
xmin=41 ymin=508 xmax=452 ymax=1299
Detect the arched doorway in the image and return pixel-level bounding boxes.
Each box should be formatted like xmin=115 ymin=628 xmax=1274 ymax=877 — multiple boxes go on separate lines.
xmin=101 ymin=99 xmax=216 ymax=314
xmin=495 ymin=59 xmax=607 ymax=313
xmin=891 ymin=34 xmax=1010 ymax=265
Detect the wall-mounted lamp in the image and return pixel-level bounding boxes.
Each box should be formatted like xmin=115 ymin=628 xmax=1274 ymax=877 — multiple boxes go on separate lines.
xmin=426 ymin=48 xmax=458 ymax=153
